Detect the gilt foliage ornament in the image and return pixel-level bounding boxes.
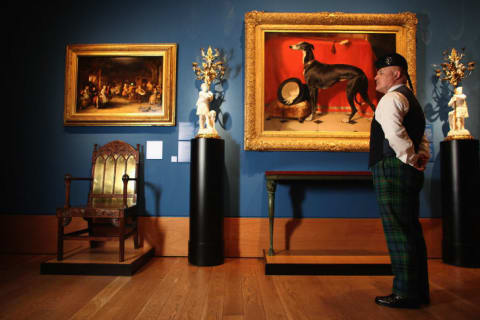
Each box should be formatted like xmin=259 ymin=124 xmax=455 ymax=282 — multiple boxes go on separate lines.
xmin=434 ymin=48 xmax=475 ymax=140
xmin=192 ymin=46 xmax=225 ymax=88
xmin=434 ymin=48 xmax=475 ymax=88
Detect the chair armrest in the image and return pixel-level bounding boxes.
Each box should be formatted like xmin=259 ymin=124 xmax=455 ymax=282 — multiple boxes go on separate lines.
xmin=65 ymin=174 xmax=93 ymax=182
xmin=122 ymin=174 xmax=137 ymax=207
xmin=64 ymin=174 xmax=93 ymax=208
xmin=121 ymin=174 xmax=137 ymax=182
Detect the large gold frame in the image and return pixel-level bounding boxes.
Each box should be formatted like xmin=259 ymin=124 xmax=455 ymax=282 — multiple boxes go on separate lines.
xmin=244 ymin=11 xmax=417 ymax=151
xmin=64 ymin=43 xmax=177 ymax=126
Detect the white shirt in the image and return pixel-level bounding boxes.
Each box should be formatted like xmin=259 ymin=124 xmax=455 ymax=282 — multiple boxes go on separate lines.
xmin=375 ymin=84 xmax=431 ymax=167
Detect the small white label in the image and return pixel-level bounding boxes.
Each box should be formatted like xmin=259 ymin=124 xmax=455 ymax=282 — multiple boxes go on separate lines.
xmin=178 ymin=141 xmax=191 ymax=162
xmin=146 ymin=141 xmax=163 ymax=160
xmin=179 ymin=122 xmax=195 ymax=140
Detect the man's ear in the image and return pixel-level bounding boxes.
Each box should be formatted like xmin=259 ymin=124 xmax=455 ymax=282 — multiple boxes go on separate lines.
xmin=393 ymin=68 xmax=402 ymax=80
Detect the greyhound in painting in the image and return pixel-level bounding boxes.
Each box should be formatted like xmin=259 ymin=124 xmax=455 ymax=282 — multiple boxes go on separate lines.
xmin=289 ymin=41 xmax=375 ymax=123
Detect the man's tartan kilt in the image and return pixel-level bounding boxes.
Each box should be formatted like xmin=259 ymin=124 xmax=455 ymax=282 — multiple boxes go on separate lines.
xmin=372 ymin=157 xmax=429 ymax=299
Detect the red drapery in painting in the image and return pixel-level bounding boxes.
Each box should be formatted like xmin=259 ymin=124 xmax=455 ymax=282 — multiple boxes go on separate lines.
xmin=264 ymin=35 xmax=379 ymax=115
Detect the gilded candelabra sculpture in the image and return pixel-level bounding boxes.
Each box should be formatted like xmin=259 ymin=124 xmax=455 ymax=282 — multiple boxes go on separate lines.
xmin=435 ymin=48 xmax=475 ymax=140
xmin=193 ymin=46 xmax=225 ymax=138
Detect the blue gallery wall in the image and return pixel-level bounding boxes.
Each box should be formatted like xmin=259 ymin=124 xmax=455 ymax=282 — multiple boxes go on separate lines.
xmin=7 ymin=0 xmax=480 ymax=219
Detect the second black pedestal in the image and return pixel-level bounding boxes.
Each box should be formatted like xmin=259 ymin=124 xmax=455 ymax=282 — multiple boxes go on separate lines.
xmin=188 ymin=137 xmax=224 ymax=266
xmin=441 ymin=139 xmax=480 ymax=267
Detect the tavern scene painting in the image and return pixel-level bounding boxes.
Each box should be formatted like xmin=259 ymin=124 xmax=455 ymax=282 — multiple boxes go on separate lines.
xmin=76 ymin=56 xmax=164 ymax=115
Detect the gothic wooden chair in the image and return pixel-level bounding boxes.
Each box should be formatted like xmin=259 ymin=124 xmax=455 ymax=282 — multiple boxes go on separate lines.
xmin=56 ymin=140 xmax=141 ymax=262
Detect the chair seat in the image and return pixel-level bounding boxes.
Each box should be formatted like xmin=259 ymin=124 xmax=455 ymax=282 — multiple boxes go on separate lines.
xmin=57 ymin=205 xmax=137 ymax=219
xmin=63 ymin=225 xmax=136 ymax=240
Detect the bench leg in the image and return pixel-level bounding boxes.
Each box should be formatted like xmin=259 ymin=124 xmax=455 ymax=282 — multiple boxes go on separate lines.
xmin=267 ymin=180 xmax=277 ymax=256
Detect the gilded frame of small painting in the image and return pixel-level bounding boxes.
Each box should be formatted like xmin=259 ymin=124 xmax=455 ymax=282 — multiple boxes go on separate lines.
xmin=64 ymin=43 xmax=177 ymax=126
xmin=244 ymin=11 xmax=417 ymax=151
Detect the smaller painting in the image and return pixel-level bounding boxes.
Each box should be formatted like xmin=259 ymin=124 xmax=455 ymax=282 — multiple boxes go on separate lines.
xmin=64 ymin=44 xmax=177 ymax=126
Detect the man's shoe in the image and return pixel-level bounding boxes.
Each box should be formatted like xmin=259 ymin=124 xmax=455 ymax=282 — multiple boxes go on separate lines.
xmin=375 ymin=293 xmax=421 ymax=309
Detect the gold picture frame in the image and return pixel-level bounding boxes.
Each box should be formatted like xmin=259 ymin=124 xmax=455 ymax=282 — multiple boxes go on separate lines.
xmin=244 ymin=11 xmax=417 ymax=151
xmin=64 ymin=43 xmax=177 ymax=126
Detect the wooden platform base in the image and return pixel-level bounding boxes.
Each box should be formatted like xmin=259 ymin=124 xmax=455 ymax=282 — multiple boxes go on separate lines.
xmin=264 ymin=250 xmax=393 ymax=275
xmin=40 ymin=244 xmax=154 ymax=276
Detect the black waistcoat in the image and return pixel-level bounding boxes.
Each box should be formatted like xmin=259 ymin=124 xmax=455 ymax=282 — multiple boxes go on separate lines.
xmin=368 ymin=85 xmax=426 ymax=168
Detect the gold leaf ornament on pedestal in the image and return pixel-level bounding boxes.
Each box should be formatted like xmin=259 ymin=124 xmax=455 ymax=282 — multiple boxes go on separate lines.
xmin=192 ymin=46 xmax=225 ymax=138
xmin=434 ymin=48 xmax=475 ymax=140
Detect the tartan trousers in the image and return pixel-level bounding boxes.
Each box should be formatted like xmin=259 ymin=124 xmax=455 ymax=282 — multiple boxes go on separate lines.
xmin=371 ymin=157 xmax=429 ymax=299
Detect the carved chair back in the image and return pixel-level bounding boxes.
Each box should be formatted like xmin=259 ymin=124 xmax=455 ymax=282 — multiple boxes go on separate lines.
xmin=88 ymin=140 xmax=139 ymax=208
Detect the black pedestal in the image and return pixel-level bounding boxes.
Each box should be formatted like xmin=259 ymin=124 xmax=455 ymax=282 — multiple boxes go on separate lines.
xmin=440 ymin=139 xmax=480 ymax=267
xmin=188 ymin=137 xmax=225 ymax=266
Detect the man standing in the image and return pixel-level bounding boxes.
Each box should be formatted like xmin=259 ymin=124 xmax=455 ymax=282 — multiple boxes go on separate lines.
xmin=369 ymin=53 xmax=431 ymax=308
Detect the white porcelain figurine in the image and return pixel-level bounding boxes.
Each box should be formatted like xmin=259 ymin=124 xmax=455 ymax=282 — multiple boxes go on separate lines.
xmin=196 ymin=83 xmax=218 ymax=137
xmin=447 ymin=86 xmax=471 ymax=138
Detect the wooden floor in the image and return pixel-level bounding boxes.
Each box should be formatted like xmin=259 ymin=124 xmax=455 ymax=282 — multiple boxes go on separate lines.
xmin=1 ymin=255 xmax=479 ymax=320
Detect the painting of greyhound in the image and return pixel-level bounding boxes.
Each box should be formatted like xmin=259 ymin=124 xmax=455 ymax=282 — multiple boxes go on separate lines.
xmin=290 ymin=41 xmax=376 ymax=123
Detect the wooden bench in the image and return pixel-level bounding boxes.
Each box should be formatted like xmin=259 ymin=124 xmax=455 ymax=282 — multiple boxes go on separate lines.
xmin=264 ymin=171 xmax=390 ymax=275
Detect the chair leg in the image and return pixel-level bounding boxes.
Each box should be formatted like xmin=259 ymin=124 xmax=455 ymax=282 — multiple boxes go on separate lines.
xmin=88 ymin=219 xmax=102 ymax=248
xmin=119 ymin=218 xmax=125 ymax=262
xmin=134 ymin=226 xmax=140 ymax=249
xmin=57 ymin=217 xmax=64 ymax=261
